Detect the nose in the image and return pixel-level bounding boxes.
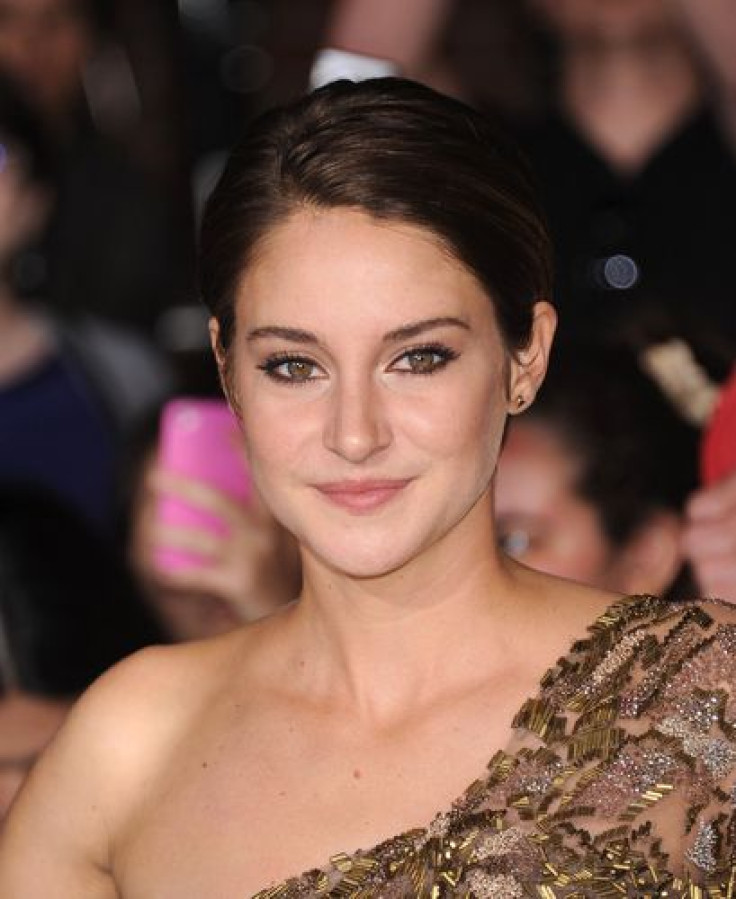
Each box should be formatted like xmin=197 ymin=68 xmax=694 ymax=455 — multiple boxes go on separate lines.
xmin=323 ymin=375 xmax=391 ymax=464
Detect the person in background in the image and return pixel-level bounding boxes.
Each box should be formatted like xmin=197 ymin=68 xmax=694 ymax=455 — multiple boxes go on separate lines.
xmin=0 ymin=485 xmax=163 ymax=819
xmin=517 ymin=0 xmax=736 ymax=347
xmin=0 ymin=0 xmax=186 ymax=332
xmin=0 ymin=71 xmax=172 ymax=537
xmin=495 ymin=341 xmax=702 ymax=599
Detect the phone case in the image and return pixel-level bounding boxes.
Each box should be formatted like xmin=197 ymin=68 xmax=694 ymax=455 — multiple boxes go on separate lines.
xmin=155 ymin=398 xmax=251 ymax=572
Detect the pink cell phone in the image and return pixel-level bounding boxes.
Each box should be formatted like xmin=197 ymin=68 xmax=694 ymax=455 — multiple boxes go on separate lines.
xmin=155 ymin=398 xmax=252 ymax=572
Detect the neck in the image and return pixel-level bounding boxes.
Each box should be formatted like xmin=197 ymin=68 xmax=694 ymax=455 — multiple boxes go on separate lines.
xmin=560 ymin=31 xmax=702 ymax=173
xmin=283 ymin=496 xmax=524 ymax=723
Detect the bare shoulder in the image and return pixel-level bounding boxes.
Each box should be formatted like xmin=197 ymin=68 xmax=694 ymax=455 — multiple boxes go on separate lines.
xmin=520 ymin=567 xmax=736 ymax=670
xmin=510 ymin=561 xmax=621 ymax=642
xmin=0 ymin=630 xmax=253 ymax=898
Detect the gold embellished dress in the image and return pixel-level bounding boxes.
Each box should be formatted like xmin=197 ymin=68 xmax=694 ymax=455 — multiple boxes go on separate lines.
xmin=255 ymin=595 xmax=736 ymax=898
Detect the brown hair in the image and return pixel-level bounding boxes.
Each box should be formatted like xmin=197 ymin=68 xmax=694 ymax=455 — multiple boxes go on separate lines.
xmin=200 ymin=77 xmax=552 ymax=355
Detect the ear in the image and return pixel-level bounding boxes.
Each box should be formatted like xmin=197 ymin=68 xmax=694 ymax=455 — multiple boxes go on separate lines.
xmin=610 ymin=511 xmax=685 ymax=597
xmin=507 ymin=301 xmax=557 ymax=414
xmin=208 ymin=317 xmax=241 ymax=417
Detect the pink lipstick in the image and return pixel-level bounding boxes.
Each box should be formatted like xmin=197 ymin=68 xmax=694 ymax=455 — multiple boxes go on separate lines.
xmin=315 ymin=479 xmax=411 ymax=513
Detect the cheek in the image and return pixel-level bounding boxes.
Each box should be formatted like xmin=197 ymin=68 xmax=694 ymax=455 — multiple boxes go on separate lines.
xmin=238 ymin=392 xmax=319 ymax=494
xmin=395 ymin=373 xmax=506 ymax=465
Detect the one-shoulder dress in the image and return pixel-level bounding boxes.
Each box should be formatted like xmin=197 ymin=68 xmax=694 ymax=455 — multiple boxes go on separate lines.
xmin=254 ymin=595 xmax=736 ymax=897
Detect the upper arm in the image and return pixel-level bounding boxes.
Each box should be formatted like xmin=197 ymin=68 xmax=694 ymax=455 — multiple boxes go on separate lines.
xmin=0 ymin=645 xmax=185 ymax=898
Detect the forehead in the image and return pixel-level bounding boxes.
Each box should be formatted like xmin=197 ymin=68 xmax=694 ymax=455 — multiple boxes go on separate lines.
xmin=235 ymin=207 xmax=497 ymax=335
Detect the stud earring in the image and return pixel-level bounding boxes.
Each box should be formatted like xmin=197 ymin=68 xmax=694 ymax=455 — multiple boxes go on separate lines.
xmin=514 ymin=395 xmax=526 ymax=411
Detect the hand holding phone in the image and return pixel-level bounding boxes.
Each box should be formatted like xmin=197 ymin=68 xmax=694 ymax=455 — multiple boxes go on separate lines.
xmin=155 ymin=398 xmax=251 ymax=572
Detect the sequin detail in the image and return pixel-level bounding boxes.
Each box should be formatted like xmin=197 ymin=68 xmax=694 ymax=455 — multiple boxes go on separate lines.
xmin=465 ymin=870 xmax=524 ymax=898
xmin=252 ymin=596 xmax=736 ymax=898
xmin=686 ymin=819 xmax=719 ymax=873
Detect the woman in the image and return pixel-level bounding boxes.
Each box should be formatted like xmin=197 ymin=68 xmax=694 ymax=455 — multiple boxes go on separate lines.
xmin=1 ymin=78 xmax=735 ymax=897
xmin=495 ymin=342 xmax=702 ymax=599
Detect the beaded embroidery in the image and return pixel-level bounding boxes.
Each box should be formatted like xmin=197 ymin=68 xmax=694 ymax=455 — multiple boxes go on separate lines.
xmin=253 ymin=596 xmax=736 ymax=897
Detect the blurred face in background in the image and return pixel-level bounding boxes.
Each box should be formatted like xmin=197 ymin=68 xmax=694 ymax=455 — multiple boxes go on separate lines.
xmin=530 ymin=0 xmax=679 ymax=44
xmin=0 ymin=0 xmax=93 ymax=122
xmin=0 ymin=691 xmax=71 ymax=819
xmin=494 ymin=420 xmax=618 ymax=585
xmin=494 ymin=417 xmax=684 ymax=595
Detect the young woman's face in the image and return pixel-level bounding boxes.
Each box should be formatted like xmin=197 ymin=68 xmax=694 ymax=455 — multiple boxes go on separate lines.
xmin=219 ymin=207 xmax=531 ymax=580
xmin=494 ymin=419 xmax=619 ymax=585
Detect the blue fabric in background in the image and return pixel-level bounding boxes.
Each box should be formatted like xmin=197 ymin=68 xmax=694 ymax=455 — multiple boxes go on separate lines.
xmin=0 ymin=354 xmax=116 ymax=535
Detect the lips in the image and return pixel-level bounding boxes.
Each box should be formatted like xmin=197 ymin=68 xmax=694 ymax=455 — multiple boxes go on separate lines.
xmin=315 ymin=478 xmax=412 ymax=513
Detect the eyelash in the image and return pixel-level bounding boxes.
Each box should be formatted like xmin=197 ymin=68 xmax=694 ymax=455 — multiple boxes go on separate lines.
xmin=256 ymin=343 xmax=460 ymax=385
xmin=257 ymin=352 xmax=321 ymax=385
xmin=390 ymin=343 xmax=459 ymax=375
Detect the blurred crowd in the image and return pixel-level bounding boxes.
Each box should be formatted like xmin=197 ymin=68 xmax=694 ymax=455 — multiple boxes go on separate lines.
xmin=1 ymin=0 xmax=735 ymax=818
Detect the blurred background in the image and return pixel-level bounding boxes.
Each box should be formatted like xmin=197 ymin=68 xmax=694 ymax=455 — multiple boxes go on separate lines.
xmin=1 ymin=0 xmax=735 ymax=818
xmin=0 ymin=0 xmax=557 ymax=357
xmin=1 ymin=0 xmax=733 ymax=356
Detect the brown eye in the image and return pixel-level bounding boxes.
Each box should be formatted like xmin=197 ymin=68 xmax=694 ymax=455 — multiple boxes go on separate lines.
xmin=259 ymin=355 xmax=323 ymax=383
xmin=284 ymin=359 xmax=315 ymax=381
xmin=407 ymin=350 xmax=440 ymax=373
xmin=390 ymin=345 xmax=457 ymax=375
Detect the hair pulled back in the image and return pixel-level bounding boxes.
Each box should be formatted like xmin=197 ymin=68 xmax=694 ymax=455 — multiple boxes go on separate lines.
xmin=200 ymin=77 xmax=552 ymax=354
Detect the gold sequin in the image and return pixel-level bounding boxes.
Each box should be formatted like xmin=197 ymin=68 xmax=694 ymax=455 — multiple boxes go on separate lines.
xmin=251 ymin=597 xmax=736 ymax=898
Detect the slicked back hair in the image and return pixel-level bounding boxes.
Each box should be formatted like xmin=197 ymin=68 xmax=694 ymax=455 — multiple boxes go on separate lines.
xmin=200 ymin=77 xmax=553 ymax=355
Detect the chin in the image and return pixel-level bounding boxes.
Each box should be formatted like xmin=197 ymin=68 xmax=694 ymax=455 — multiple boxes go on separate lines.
xmin=302 ymin=531 xmax=426 ymax=581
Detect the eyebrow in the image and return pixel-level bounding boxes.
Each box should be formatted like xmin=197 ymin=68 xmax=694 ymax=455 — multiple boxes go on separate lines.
xmin=246 ymin=326 xmax=319 ymax=345
xmin=382 ymin=316 xmax=470 ymax=342
xmin=246 ymin=317 xmax=470 ymax=346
